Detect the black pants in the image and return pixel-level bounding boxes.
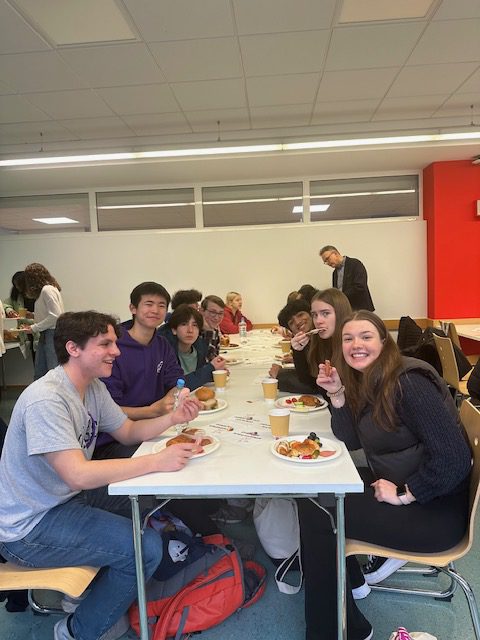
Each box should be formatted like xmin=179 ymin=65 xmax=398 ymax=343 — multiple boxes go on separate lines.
xmin=93 ymin=441 xmax=221 ymax=535
xmin=298 ymin=468 xmax=469 ymax=640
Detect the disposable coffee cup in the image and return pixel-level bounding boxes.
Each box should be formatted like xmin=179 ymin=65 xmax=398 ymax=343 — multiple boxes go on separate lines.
xmin=269 ymin=408 xmax=290 ymax=438
xmin=212 ymin=369 xmax=228 ymax=392
xmin=18 ymin=308 xmax=27 ymax=318
xmin=280 ymin=340 xmax=291 ymax=354
xmin=262 ymin=377 xmax=278 ymax=404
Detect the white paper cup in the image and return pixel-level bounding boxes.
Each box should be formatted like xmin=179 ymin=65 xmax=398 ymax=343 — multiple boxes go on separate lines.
xmin=262 ymin=377 xmax=278 ymax=404
xmin=268 ymin=408 xmax=290 ymax=438
xmin=280 ymin=340 xmax=291 ymax=354
xmin=212 ymin=369 xmax=228 ymax=392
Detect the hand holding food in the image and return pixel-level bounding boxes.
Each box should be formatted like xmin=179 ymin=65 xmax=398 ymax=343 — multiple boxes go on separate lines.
xmin=291 ymin=331 xmax=310 ymax=351
xmin=316 ymin=362 xmax=342 ymax=393
xmin=211 ymin=355 xmax=228 ymax=370
xmin=154 ymin=442 xmax=198 ymax=471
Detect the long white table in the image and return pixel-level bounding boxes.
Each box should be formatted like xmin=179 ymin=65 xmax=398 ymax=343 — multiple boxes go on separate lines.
xmin=456 ymin=324 xmax=480 ymax=342
xmin=109 ymin=331 xmax=363 ymax=640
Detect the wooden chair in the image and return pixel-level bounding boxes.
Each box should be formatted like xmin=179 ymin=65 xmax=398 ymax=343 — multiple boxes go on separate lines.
xmin=447 ymin=322 xmax=462 ymax=350
xmin=0 ymin=563 xmax=98 ymax=614
xmin=346 ymin=400 xmax=480 ymax=640
xmin=433 ymin=333 xmax=471 ymax=404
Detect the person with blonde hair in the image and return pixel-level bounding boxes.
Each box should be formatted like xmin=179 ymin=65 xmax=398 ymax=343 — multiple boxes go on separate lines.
xmin=23 ymin=263 xmax=64 ymax=379
xmin=219 ymin=291 xmax=253 ymax=335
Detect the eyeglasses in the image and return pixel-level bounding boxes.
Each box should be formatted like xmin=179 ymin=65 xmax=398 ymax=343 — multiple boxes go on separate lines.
xmin=321 ymin=251 xmax=335 ymax=264
xmin=206 ymin=309 xmax=224 ymax=318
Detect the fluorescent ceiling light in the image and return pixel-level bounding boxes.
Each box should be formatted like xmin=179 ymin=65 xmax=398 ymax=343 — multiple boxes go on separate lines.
xmin=1 ymin=131 xmax=479 ymax=168
xmin=292 ymin=204 xmax=330 ymax=214
xmin=98 ymin=202 xmax=194 ymax=210
xmin=33 ymin=217 xmax=79 ymax=224
xmin=311 ymin=189 xmax=415 ymax=199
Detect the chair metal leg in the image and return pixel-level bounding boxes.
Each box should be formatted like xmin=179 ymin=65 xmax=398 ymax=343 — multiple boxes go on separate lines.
xmin=441 ymin=566 xmax=480 ymax=640
xmin=28 ymin=589 xmax=64 ymax=615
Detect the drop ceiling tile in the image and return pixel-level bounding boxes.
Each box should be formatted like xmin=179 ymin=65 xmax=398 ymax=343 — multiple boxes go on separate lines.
xmin=0 ymin=51 xmax=87 ymax=92
xmin=123 ymin=0 xmax=234 ymax=41
xmin=185 ymin=108 xmax=250 ymax=132
xmin=0 ymin=2 xmax=50 ymax=54
xmin=58 ymin=116 xmax=135 ymax=139
xmin=388 ymin=62 xmax=479 ymax=97
xmin=97 ymin=84 xmax=179 ymax=115
xmin=59 ymin=43 xmax=165 ymax=88
xmin=246 ymin=73 xmax=319 ymax=107
xmin=121 ymin=112 xmax=191 ymax=136
xmin=233 ymin=0 xmax=335 ymax=34
xmin=171 ymin=78 xmax=246 ymax=111
xmin=409 ymin=19 xmax=480 ymax=64
xmin=312 ymin=99 xmax=378 ymax=124
xmin=26 ymin=89 xmax=114 ymax=119
xmin=373 ymin=95 xmax=446 ymax=120
xmin=0 ymin=94 xmax=51 ymax=123
xmin=457 ymin=67 xmax=480 ymax=93
xmin=150 ymin=38 xmax=242 ymax=82
xmin=433 ymin=0 xmax=480 ymax=20
xmin=317 ymin=68 xmax=398 ymax=101
xmin=240 ymin=31 xmax=329 ymax=76
xmin=435 ymin=92 xmax=480 ymax=116
xmin=0 ymin=80 xmax=16 ymax=95
xmin=326 ymin=23 xmax=425 ymax=71
xmin=0 ymin=121 xmax=74 ymax=144
xmin=250 ymin=104 xmax=311 ymax=128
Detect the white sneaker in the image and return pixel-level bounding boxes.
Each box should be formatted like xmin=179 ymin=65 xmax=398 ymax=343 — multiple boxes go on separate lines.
xmin=363 ymin=556 xmax=407 ymax=585
xmin=352 ymin=580 xmax=371 ymax=600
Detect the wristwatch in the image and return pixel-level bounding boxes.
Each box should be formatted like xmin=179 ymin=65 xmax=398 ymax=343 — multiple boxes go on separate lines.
xmin=396 ymin=484 xmax=410 ymax=505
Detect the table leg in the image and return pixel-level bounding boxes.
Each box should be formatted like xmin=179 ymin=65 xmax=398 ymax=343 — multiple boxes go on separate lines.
xmin=130 ymin=495 xmax=150 ymax=640
xmin=335 ymin=493 xmax=347 ymax=640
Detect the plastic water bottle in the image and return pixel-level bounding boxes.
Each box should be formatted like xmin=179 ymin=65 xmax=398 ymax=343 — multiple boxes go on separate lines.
xmin=173 ymin=378 xmax=187 ymax=434
xmin=239 ymin=317 xmax=247 ymax=344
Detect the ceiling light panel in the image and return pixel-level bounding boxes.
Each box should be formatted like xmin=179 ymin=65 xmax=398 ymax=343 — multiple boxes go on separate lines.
xmin=14 ymin=0 xmax=137 ymax=45
xmin=339 ymin=0 xmax=435 ymax=23
xmin=32 ymin=217 xmax=79 ymax=224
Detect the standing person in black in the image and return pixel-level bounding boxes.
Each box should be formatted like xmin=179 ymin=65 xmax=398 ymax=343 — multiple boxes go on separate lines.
xmin=319 ymin=245 xmax=374 ymax=311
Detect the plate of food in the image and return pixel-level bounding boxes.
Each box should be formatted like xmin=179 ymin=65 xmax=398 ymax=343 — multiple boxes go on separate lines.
xmin=271 ymin=433 xmax=340 ymax=463
xmin=153 ymin=430 xmax=220 ymax=459
xmin=193 ymin=387 xmax=228 ymax=414
xmin=275 ymin=395 xmax=327 ymax=412
xmin=222 ymin=343 xmax=240 ymax=350
xmin=223 ymin=357 xmax=244 ymax=366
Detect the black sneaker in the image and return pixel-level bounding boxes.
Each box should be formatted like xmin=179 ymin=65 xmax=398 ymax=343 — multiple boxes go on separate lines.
xmin=363 ymin=555 xmax=407 ymax=585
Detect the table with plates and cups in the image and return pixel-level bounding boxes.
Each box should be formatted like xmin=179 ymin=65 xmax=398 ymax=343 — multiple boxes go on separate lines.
xmin=109 ymin=329 xmax=363 ymax=640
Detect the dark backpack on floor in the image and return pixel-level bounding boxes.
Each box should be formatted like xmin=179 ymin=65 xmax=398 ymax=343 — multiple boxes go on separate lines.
xmin=129 ymin=533 xmax=266 ymax=640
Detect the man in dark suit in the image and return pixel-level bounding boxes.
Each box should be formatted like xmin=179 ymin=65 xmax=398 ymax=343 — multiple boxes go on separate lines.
xmin=319 ymin=245 xmax=375 ymax=311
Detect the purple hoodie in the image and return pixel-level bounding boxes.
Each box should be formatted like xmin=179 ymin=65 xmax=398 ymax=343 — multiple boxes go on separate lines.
xmin=97 ymin=321 xmax=184 ymax=447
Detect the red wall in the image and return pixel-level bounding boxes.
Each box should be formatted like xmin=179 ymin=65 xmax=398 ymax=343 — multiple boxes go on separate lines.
xmin=423 ymin=160 xmax=480 ymax=319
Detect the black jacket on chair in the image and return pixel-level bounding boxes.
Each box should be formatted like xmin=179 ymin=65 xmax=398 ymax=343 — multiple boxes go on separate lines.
xmin=332 ymin=256 xmax=374 ymax=311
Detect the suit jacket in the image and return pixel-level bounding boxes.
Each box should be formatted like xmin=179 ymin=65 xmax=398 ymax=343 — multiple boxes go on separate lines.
xmin=333 ymin=256 xmax=374 ymax=311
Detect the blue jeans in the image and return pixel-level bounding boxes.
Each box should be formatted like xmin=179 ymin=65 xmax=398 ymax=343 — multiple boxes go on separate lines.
xmin=34 ymin=328 xmax=58 ymax=380
xmin=0 ymin=494 xmax=162 ymax=640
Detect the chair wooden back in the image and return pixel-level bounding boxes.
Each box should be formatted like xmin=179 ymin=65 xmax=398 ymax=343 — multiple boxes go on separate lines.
xmin=459 ymin=400 xmax=480 ymax=554
xmin=448 ymin=322 xmax=461 ymax=349
xmin=433 ymin=333 xmax=461 ymax=390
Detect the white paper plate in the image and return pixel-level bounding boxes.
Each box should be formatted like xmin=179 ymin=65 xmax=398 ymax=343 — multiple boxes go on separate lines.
xmin=223 ymin=358 xmax=244 ymax=365
xmin=153 ymin=434 xmax=220 ymax=459
xmin=275 ymin=395 xmax=328 ymax=412
xmin=198 ymin=398 xmax=228 ymax=415
xmin=271 ymin=435 xmax=341 ymax=464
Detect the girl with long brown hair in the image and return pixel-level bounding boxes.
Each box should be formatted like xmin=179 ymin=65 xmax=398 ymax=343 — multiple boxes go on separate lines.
xmin=298 ymin=311 xmax=471 ymax=640
xmin=291 ymin=288 xmax=352 ymax=398
xmin=24 ymin=263 xmax=64 ymax=379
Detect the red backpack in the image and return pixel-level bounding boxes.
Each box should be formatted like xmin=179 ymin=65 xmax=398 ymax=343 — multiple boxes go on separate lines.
xmin=129 ymin=533 xmax=266 ymax=640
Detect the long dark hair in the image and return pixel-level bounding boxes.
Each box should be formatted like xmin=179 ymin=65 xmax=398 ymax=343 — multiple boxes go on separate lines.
xmin=336 ymin=311 xmax=403 ymax=432
xmin=10 ymin=271 xmax=26 ymax=304
xmin=306 ymin=288 xmax=352 ymax=376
